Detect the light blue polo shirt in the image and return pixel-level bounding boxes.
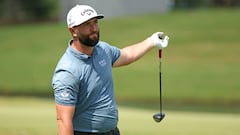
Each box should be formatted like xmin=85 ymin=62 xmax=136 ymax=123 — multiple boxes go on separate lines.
xmin=52 ymin=40 xmax=121 ymax=133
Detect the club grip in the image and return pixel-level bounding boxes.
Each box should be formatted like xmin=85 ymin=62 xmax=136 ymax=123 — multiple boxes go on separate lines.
xmin=158 ymin=34 xmax=164 ymax=39
xmin=158 ymin=49 xmax=162 ymax=58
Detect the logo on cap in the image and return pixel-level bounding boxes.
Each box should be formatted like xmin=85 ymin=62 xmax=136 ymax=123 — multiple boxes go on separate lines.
xmin=81 ymin=9 xmax=95 ymax=16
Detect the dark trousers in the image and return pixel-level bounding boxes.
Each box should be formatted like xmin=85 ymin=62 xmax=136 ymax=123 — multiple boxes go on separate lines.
xmin=74 ymin=127 xmax=120 ymax=135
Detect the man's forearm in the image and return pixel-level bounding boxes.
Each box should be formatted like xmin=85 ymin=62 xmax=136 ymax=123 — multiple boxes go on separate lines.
xmin=57 ymin=119 xmax=74 ymax=135
xmin=55 ymin=104 xmax=75 ymax=135
xmin=123 ymin=38 xmax=154 ymax=62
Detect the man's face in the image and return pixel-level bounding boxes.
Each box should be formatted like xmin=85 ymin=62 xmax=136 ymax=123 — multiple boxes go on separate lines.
xmin=73 ymin=18 xmax=100 ymax=47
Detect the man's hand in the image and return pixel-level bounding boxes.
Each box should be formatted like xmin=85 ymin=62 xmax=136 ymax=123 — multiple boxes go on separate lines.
xmin=149 ymin=32 xmax=170 ymax=49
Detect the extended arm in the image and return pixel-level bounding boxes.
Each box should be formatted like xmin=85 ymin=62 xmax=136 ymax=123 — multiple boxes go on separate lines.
xmin=113 ymin=38 xmax=154 ymax=67
xmin=113 ymin=32 xmax=169 ymax=67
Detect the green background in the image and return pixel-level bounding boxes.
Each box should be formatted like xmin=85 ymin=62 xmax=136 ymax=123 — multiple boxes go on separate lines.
xmin=1 ymin=8 xmax=239 ymax=105
xmin=0 ymin=8 xmax=240 ymax=135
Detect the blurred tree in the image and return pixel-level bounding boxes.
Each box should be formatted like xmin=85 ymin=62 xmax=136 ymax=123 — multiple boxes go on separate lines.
xmin=0 ymin=0 xmax=57 ymax=24
xmin=174 ymin=0 xmax=240 ymax=8
xmin=0 ymin=0 xmax=24 ymax=23
xmin=174 ymin=0 xmax=208 ymax=8
xmin=210 ymin=0 xmax=240 ymax=6
xmin=21 ymin=0 xmax=52 ymax=21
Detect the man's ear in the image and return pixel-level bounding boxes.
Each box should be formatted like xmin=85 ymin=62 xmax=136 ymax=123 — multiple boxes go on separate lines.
xmin=69 ymin=28 xmax=77 ymax=37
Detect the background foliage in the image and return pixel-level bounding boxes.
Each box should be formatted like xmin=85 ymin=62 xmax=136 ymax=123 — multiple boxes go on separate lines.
xmin=0 ymin=0 xmax=240 ymax=23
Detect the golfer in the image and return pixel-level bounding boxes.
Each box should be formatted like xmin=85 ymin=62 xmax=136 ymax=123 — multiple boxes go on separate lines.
xmin=52 ymin=5 xmax=169 ymax=135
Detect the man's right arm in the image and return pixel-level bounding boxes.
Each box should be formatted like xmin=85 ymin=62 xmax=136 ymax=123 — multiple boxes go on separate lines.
xmin=56 ymin=104 xmax=75 ymax=135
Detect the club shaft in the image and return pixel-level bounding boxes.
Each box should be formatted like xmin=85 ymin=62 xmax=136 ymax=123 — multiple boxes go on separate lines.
xmin=159 ymin=59 xmax=162 ymax=113
xmin=159 ymin=50 xmax=162 ymax=114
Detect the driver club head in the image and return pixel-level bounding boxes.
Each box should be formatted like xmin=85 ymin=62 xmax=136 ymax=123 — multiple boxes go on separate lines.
xmin=153 ymin=113 xmax=165 ymax=123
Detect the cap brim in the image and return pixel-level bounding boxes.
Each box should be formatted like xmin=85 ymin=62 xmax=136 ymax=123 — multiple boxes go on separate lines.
xmin=95 ymin=14 xmax=104 ymax=19
xmin=81 ymin=14 xmax=104 ymax=25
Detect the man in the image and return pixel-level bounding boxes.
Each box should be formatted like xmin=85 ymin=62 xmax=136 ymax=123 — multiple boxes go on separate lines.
xmin=52 ymin=5 xmax=169 ymax=135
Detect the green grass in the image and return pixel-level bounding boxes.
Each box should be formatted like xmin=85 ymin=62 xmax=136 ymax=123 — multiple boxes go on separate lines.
xmin=0 ymin=8 xmax=240 ymax=105
xmin=0 ymin=97 xmax=57 ymax=135
xmin=119 ymin=107 xmax=240 ymax=135
xmin=0 ymin=97 xmax=239 ymax=135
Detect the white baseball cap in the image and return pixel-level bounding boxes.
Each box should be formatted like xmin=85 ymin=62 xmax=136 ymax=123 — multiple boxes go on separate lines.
xmin=67 ymin=5 xmax=104 ymax=28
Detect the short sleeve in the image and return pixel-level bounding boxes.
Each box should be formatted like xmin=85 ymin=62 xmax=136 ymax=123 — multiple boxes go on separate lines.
xmin=109 ymin=45 xmax=121 ymax=64
xmin=52 ymin=70 xmax=79 ymax=106
xmin=99 ymin=41 xmax=120 ymax=65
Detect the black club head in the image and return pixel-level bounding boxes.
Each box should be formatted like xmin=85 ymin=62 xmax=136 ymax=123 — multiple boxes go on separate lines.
xmin=153 ymin=113 xmax=165 ymax=123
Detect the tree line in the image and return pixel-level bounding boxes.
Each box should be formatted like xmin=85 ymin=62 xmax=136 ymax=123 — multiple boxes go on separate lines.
xmin=0 ymin=0 xmax=239 ymax=24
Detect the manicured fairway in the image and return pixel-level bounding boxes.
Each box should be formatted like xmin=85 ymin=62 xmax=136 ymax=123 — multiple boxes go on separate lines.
xmin=119 ymin=107 xmax=240 ymax=135
xmin=0 ymin=97 xmax=239 ymax=135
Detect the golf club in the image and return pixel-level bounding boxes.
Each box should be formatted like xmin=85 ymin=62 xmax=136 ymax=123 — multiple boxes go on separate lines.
xmin=153 ymin=48 xmax=165 ymax=123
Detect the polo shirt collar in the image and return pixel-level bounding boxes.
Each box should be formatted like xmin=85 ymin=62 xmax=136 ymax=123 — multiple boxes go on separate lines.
xmin=67 ymin=39 xmax=99 ymax=60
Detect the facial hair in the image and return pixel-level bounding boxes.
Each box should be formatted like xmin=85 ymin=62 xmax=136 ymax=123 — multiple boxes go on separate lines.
xmin=78 ymin=31 xmax=100 ymax=47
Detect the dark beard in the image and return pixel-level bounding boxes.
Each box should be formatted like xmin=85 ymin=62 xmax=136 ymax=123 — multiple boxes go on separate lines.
xmin=78 ymin=32 xmax=100 ymax=47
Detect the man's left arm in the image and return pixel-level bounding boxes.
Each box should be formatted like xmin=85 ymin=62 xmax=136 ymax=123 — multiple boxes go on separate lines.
xmin=113 ymin=32 xmax=169 ymax=67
